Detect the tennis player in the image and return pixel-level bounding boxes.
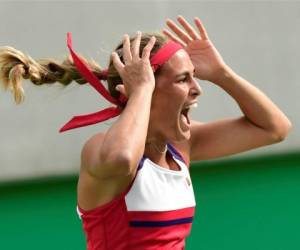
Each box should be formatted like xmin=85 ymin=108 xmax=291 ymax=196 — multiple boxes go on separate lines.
xmin=0 ymin=16 xmax=291 ymax=249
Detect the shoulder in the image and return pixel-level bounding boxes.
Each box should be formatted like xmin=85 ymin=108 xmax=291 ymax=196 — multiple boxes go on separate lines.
xmin=80 ymin=132 xmax=106 ymax=174
xmin=81 ymin=132 xmax=105 ymax=162
xmin=82 ymin=132 xmax=105 ymax=154
xmin=78 ymin=132 xmax=135 ymax=210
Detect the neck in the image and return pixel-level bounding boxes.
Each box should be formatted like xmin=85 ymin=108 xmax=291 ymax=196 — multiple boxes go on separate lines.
xmin=145 ymin=139 xmax=168 ymax=163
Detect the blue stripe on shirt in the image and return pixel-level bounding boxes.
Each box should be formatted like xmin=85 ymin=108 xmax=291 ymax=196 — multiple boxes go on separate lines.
xmin=129 ymin=217 xmax=193 ymax=227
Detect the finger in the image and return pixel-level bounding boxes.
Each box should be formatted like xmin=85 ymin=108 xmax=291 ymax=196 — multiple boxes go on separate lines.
xmin=162 ymin=29 xmax=185 ymax=47
xmin=111 ymin=52 xmax=124 ymax=74
xmin=115 ymin=84 xmax=127 ymax=97
xmin=177 ymin=15 xmax=201 ymax=40
xmin=142 ymin=36 xmax=156 ymax=59
xmin=194 ymin=17 xmax=209 ymax=40
xmin=166 ymin=19 xmax=192 ymax=44
xmin=132 ymin=31 xmax=142 ymax=60
xmin=122 ymin=34 xmax=132 ymax=63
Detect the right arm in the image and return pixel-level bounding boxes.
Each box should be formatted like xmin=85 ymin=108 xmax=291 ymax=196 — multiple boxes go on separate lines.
xmin=82 ymin=32 xmax=156 ymax=179
xmin=96 ymin=88 xmax=153 ymax=178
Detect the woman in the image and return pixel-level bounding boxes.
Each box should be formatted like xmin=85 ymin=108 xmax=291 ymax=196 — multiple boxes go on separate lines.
xmin=0 ymin=16 xmax=291 ymax=249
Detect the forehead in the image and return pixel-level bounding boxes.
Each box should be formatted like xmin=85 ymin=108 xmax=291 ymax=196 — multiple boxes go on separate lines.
xmin=159 ymin=49 xmax=194 ymax=77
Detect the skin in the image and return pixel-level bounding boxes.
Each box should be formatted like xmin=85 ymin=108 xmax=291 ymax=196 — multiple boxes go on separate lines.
xmin=77 ymin=16 xmax=292 ymax=211
xmin=144 ymin=49 xmax=201 ymax=166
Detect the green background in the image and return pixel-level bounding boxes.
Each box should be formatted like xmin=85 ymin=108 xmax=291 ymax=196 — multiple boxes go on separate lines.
xmin=1 ymin=152 xmax=299 ymax=250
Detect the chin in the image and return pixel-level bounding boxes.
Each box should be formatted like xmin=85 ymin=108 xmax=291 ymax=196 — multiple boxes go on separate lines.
xmin=168 ymin=120 xmax=191 ymax=143
xmin=154 ymin=110 xmax=192 ymax=143
xmin=177 ymin=128 xmax=191 ymax=142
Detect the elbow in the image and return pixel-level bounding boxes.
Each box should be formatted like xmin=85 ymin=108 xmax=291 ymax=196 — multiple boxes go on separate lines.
xmin=270 ymin=119 xmax=292 ymax=142
xmin=114 ymin=150 xmax=141 ymax=176
xmin=112 ymin=151 xmax=135 ymax=176
xmin=100 ymin=150 xmax=135 ymax=177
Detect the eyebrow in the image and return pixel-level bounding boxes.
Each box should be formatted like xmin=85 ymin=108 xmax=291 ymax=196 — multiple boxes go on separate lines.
xmin=175 ymin=69 xmax=195 ymax=78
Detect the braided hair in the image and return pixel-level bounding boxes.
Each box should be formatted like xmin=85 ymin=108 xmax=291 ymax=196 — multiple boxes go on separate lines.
xmin=0 ymin=33 xmax=167 ymax=105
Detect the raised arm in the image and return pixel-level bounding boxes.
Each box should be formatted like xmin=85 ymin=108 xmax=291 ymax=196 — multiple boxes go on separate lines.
xmin=163 ymin=16 xmax=292 ymax=161
xmin=82 ymin=32 xmax=156 ymax=179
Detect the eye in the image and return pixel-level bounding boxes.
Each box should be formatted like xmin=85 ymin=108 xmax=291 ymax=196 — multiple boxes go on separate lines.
xmin=177 ymin=77 xmax=188 ymax=83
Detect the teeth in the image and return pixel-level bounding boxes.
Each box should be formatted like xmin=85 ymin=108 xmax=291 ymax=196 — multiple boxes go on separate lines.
xmin=190 ymin=103 xmax=198 ymax=108
xmin=182 ymin=103 xmax=198 ymax=114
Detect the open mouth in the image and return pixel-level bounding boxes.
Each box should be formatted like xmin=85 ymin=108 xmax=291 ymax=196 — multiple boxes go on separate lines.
xmin=181 ymin=107 xmax=191 ymax=125
xmin=180 ymin=102 xmax=198 ymax=130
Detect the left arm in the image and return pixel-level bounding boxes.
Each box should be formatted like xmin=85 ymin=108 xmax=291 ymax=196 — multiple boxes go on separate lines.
xmin=189 ymin=65 xmax=291 ymax=161
xmin=164 ymin=16 xmax=292 ymax=161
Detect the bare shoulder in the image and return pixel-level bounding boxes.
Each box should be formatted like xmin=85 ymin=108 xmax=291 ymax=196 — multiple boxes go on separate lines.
xmin=77 ymin=132 xmax=134 ymax=211
xmin=80 ymin=132 xmax=105 ymax=173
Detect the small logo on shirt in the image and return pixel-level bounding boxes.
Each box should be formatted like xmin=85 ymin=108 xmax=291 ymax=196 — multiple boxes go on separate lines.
xmin=186 ymin=177 xmax=191 ymax=186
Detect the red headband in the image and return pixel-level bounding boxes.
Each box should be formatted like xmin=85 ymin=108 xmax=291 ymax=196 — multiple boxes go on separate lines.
xmin=59 ymin=32 xmax=183 ymax=133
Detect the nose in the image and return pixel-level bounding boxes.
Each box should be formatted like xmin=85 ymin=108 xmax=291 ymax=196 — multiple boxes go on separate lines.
xmin=190 ymin=77 xmax=202 ymax=97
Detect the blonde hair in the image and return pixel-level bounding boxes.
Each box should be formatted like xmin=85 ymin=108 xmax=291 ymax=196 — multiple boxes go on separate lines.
xmin=0 ymin=33 xmax=167 ymax=105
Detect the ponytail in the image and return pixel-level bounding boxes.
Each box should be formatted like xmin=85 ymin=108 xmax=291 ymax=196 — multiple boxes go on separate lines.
xmin=0 ymin=32 xmax=167 ymax=104
xmin=0 ymin=46 xmax=105 ymax=104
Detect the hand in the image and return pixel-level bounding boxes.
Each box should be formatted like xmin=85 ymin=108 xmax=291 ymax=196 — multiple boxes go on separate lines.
xmin=163 ymin=15 xmax=227 ymax=83
xmin=111 ymin=31 xmax=156 ymax=97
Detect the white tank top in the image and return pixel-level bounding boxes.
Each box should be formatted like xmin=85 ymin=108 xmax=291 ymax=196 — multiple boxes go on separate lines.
xmin=125 ymin=144 xmax=196 ymax=212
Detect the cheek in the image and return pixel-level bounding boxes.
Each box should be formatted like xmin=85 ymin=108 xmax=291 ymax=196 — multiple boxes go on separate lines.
xmin=155 ymin=100 xmax=181 ymax=126
xmin=150 ymin=85 xmax=187 ymax=121
xmin=149 ymin=100 xmax=175 ymax=127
